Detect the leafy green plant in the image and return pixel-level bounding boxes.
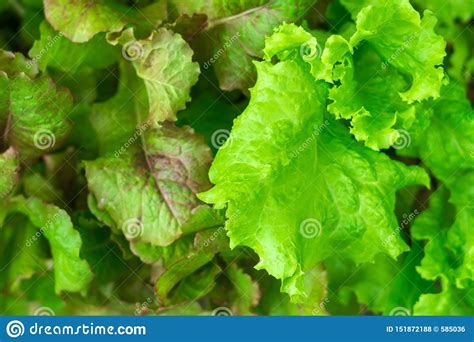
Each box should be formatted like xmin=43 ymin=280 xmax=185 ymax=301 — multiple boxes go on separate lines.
xmin=0 ymin=0 xmax=472 ymax=316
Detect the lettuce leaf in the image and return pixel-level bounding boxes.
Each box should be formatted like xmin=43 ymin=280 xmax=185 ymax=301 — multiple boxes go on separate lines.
xmin=107 ymin=28 xmax=200 ymax=124
xmin=30 ymin=21 xmax=119 ymax=73
xmin=200 ymin=24 xmax=429 ymax=301
xmin=412 ymin=176 xmax=474 ymax=315
xmin=1 ymin=196 xmax=93 ymax=293
xmin=0 ymin=50 xmax=73 ymax=161
xmin=310 ymin=0 xmax=446 ymax=150
xmin=401 ymin=82 xmax=474 ymax=183
xmin=0 ymin=148 xmax=19 ymax=199
xmin=44 ymin=0 xmax=167 ymax=43
xmin=1 ymin=0 xmax=471 ymax=316
xmin=85 ymin=124 xmax=215 ymax=248
xmin=169 ymin=0 xmax=316 ymax=91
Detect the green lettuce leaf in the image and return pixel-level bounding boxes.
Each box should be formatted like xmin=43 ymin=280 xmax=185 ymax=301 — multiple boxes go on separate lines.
xmin=326 ymin=254 xmax=398 ymax=314
xmin=0 ymin=215 xmax=47 ymax=297
xmin=412 ymin=0 xmax=473 ymax=29
xmin=156 ymin=227 xmax=228 ymax=306
xmin=413 ymin=282 xmax=474 ymax=315
xmin=321 ymin=43 xmax=412 ymax=150
xmin=44 ymin=0 xmax=168 ymax=43
xmin=425 ymin=0 xmax=474 ymax=84
xmin=74 ymin=212 xmax=136 ymax=285
xmin=176 ymin=77 xmax=248 ymax=153
xmin=199 ymin=24 xmax=429 ymax=301
xmin=0 ymin=50 xmax=73 ymax=161
xmin=349 ymin=0 xmax=446 ymax=104
xmin=164 ymin=263 xmax=221 ymax=307
xmin=256 ymin=265 xmax=327 ymax=315
xmin=0 ymin=148 xmax=19 ymax=199
xmin=1 ymin=0 xmax=471 ymax=316
xmin=401 ymin=82 xmax=474 ymax=183
xmin=85 ymin=124 xmax=216 ymax=248
xmin=2 ymin=196 xmax=93 ymax=293
xmin=29 ymin=21 xmax=119 ymax=73
xmin=0 ymin=50 xmax=38 ymax=78
xmin=170 ymin=0 xmax=316 ymax=91
xmin=223 ymin=263 xmax=260 ymax=314
xmin=412 ymin=175 xmax=473 ymax=315
xmin=7 ymin=75 xmax=73 ymax=160
xmin=107 ymin=28 xmax=200 ymax=124
xmin=382 ymin=241 xmax=434 ymax=315
xmin=309 ymin=0 xmax=446 ymax=150
xmin=326 ymin=242 xmax=433 ymax=315
xmin=90 ymin=62 xmax=147 ymax=155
